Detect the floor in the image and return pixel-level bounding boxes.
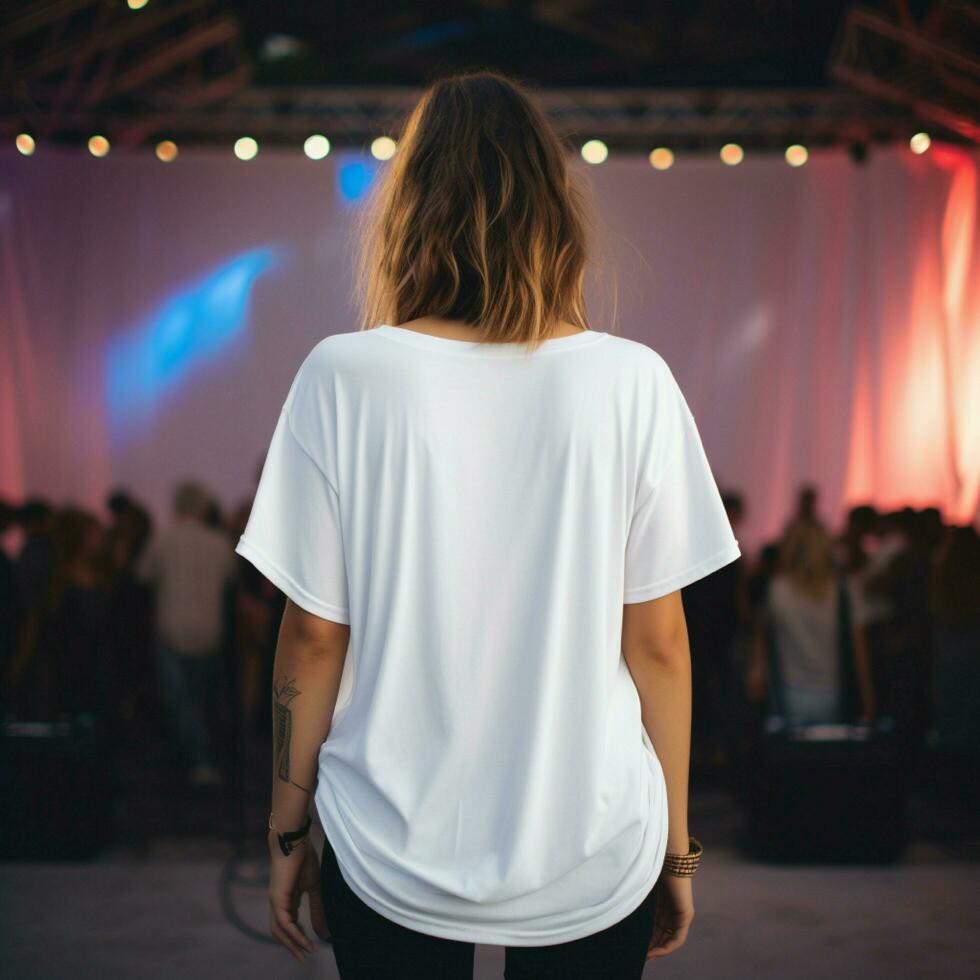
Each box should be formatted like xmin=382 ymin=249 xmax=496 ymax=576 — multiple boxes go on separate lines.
xmin=2 ymin=835 xmax=978 ymax=979
xmin=3 ymin=722 xmax=979 ymax=979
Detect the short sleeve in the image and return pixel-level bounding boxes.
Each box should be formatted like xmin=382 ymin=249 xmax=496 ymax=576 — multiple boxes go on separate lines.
xmin=235 ymin=406 xmax=350 ymax=625
xmin=623 ymin=356 xmax=741 ymax=603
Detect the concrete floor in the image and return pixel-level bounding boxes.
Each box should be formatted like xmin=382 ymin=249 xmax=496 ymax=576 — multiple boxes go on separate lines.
xmin=1 ymin=838 xmax=978 ymax=979
xmin=4 ymin=723 xmax=978 ymax=979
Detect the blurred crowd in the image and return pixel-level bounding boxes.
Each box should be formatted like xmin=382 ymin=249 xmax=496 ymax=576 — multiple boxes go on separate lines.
xmin=687 ymin=486 xmax=980 ymax=779
xmin=0 ymin=471 xmax=285 ymax=787
xmin=1 ymin=478 xmax=978 ymax=794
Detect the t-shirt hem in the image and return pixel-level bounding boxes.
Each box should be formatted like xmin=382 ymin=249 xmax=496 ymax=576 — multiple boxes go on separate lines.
xmin=234 ymin=536 xmax=350 ymax=625
xmin=623 ymin=539 xmax=741 ymax=604
xmin=313 ymin=785 xmax=664 ymax=947
xmin=325 ymin=845 xmax=660 ymax=947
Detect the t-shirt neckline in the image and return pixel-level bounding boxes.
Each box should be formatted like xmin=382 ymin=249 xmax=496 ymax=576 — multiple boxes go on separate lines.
xmin=373 ymin=324 xmax=608 ymax=357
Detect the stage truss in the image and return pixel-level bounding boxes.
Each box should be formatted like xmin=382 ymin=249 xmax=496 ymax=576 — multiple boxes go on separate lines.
xmin=1 ymin=0 xmax=977 ymax=152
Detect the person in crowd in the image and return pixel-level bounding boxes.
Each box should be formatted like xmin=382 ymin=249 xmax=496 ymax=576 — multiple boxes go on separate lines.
xmin=230 ymin=456 xmax=286 ymax=739
xmin=41 ymin=507 xmax=114 ymax=718
xmin=863 ymin=509 xmax=936 ymax=736
xmin=784 ymin=483 xmax=825 ymax=534
xmin=746 ymin=520 xmax=876 ymax=725
xmin=836 ymin=503 xmax=877 ymax=572
xmin=837 ymin=504 xmax=891 ymax=622
xmin=4 ymin=498 xmax=56 ymax=712
xmin=0 ymin=498 xmax=15 ymax=682
xmin=683 ymin=490 xmax=746 ymax=774
xmin=928 ymin=523 xmax=980 ymax=752
xmin=104 ymin=489 xmax=157 ymax=743
xmin=3 ymin=506 xmax=112 ymax=719
xmin=138 ymin=480 xmax=238 ymax=786
xmin=744 ymin=541 xmax=779 ymax=615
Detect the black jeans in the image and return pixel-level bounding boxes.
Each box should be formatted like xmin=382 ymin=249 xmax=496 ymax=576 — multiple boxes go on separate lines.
xmin=319 ymin=830 xmax=659 ymax=979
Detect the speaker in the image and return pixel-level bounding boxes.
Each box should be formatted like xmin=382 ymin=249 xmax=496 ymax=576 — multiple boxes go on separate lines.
xmin=743 ymin=721 xmax=908 ymax=864
xmin=0 ymin=714 xmax=113 ymax=860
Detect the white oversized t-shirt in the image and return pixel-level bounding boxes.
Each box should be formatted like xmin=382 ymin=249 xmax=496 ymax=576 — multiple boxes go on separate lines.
xmin=235 ymin=324 xmax=740 ymax=946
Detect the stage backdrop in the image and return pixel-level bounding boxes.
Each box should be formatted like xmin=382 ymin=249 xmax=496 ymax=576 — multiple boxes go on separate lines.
xmin=2 ymin=143 xmax=979 ymax=556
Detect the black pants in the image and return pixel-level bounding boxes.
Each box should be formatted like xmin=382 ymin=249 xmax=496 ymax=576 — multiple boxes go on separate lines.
xmin=319 ymin=830 xmax=659 ymax=979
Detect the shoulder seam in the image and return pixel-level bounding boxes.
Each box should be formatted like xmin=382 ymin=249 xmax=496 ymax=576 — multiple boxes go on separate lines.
xmin=283 ymin=407 xmax=341 ymax=499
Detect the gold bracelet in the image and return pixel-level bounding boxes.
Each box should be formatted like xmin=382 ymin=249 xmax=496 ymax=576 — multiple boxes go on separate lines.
xmin=662 ymin=836 xmax=703 ymax=877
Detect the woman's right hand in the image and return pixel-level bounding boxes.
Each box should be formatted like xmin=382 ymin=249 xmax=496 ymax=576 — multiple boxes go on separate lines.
xmin=646 ymin=873 xmax=694 ymax=961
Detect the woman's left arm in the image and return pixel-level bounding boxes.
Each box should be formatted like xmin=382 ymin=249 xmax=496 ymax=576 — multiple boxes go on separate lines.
xmin=266 ymin=598 xmax=350 ymax=962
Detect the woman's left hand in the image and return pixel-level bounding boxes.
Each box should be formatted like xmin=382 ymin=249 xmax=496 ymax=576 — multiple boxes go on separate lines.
xmin=267 ymin=833 xmax=331 ymax=963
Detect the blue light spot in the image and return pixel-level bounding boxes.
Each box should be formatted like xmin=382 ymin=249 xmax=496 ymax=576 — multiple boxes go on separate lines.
xmin=338 ymin=160 xmax=378 ymax=204
xmin=106 ymin=247 xmax=280 ymax=442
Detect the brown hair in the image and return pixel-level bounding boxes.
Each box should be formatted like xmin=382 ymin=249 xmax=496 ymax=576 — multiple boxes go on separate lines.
xmin=352 ymin=70 xmax=599 ymax=353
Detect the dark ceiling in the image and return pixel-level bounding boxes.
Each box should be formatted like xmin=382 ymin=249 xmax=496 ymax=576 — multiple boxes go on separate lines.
xmin=2 ymin=0 xmax=974 ymax=150
xmin=237 ymin=0 xmax=869 ymax=89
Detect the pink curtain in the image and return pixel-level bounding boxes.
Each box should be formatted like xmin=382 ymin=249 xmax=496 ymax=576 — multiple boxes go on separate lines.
xmin=1 ymin=143 xmax=978 ymax=556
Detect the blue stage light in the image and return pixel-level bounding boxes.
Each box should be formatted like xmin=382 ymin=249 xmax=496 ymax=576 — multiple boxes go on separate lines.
xmin=337 ymin=160 xmax=378 ymax=204
xmin=106 ymin=247 xmax=280 ymax=440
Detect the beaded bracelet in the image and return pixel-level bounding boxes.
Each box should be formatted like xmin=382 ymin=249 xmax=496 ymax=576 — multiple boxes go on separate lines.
xmin=662 ymin=836 xmax=703 ymax=877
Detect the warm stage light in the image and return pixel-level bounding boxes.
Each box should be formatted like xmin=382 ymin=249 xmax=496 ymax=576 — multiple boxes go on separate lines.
xmin=88 ymin=135 xmax=110 ymax=157
xmin=127 ymin=0 xmax=149 ymax=8
xmin=581 ymin=139 xmax=608 ymax=165
xmin=155 ymin=140 xmax=178 ymax=162
xmin=648 ymin=147 xmax=674 ymax=170
xmin=720 ymin=143 xmax=744 ymax=166
xmin=16 ymin=133 xmax=35 ymax=156
xmin=371 ymin=136 xmax=397 ymax=160
xmin=910 ymin=132 xmax=931 ymax=155
xmin=234 ymin=137 xmax=258 ymax=161
xmin=304 ymin=135 xmax=331 ymax=160
xmin=785 ymin=144 xmax=808 ymax=167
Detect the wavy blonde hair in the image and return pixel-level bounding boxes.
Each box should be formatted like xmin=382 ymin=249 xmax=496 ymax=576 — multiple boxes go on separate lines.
xmin=777 ymin=521 xmax=838 ymax=600
xmin=352 ymin=70 xmax=600 ymax=353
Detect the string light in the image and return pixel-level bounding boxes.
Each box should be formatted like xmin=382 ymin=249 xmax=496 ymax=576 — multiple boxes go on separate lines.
xmin=580 ymin=139 xmax=608 ymax=164
xmin=15 ymin=133 xmax=35 ymax=156
xmin=785 ymin=144 xmax=808 ymax=167
xmin=720 ymin=143 xmax=743 ymax=166
xmin=234 ymin=137 xmax=258 ymax=161
xmin=304 ymin=135 xmax=331 ymax=160
xmin=648 ymin=147 xmax=674 ymax=170
xmin=910 ymin=132 xmax=931 ymax=155
xmin=88 ymin=135 xmax=110 ymax=157
xmin=155 ymin=140 xmax=178 ymax=162
xmin=371 ymin=136 xmax=397 ymax=160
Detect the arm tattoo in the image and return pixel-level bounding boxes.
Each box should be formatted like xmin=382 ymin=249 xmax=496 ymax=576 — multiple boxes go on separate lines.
xmin=273 ymin=676 xmax=311 ymax=794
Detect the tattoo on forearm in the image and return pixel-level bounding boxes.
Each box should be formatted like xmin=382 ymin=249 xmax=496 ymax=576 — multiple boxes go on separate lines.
xmin=273 ymin=676 xmax=311 ymax=794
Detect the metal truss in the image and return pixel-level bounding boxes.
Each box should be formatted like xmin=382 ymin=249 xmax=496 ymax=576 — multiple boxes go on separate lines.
xmin=829 ymin=0 xmax=980 ymax=143
xmin=0 ymin=0 xmax=252 ymax=147
xmin=1 ymin=0 xmax=973 ymax=151
xmin=0 ymin=80 xmax=934 ymax=152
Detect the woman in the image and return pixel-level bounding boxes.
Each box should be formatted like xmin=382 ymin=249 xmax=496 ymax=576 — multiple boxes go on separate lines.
xmin=236 ymin=70 xmax=740 ymax=978
xmin=746 ymin=520 xmax=876 ymax=725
